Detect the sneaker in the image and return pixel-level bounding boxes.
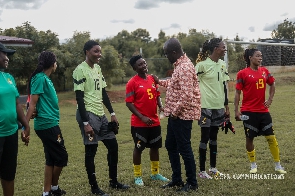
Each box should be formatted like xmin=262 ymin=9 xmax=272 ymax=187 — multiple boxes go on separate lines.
xmin=176 ymin=183 xmax=198 ymax=192
xmin=161 ymin=181 xmax=184 ymax=189
xmin=50 ymin=187 xmax=66 ymax=196
xmin=198 ymin=171 xmax=212 ymax=179
xmin=134 ymin=177 xmax=144 ymax=186
xmin=209 ymin=167 xmax=222 ymax=175
xmin=250 ymin=165 xmax=258 ymax=174
xmin=109 ymin=181 xmax=130 ymax=189
xmin=150 ymin=174 xmax=169 ymax=182
xmin=91 ymin=187 xmax=108 ymax=196
xmin=275 ymin=166 xmax=287 ymax=174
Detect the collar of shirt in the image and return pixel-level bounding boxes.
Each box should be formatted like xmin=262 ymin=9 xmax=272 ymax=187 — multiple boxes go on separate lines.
xmin=173 ymin=53 xmax=187 ymax=68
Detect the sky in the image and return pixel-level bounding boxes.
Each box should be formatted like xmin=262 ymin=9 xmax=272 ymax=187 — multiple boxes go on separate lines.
xmin=1 ymin=0 xmax=295 ymax=43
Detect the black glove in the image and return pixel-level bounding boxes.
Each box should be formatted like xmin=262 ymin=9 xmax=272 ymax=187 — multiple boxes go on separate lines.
xmin=108 ymin=121 xmax=119 ymax=135
xmin=221 ymin=120 xmax=235 ymax=134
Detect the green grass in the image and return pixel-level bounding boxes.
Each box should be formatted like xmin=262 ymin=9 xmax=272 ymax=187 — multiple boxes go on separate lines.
xmin=14 ymin=71 xmax=295 ymax=196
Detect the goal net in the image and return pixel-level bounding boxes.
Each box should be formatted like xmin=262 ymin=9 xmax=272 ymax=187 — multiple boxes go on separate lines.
xmin=224 ymin=40 xmax=295 ymax=73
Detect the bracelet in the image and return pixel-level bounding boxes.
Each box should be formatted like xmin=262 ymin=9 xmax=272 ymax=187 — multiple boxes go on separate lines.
xmin=110 ymin=112 xmax=116 ymax=116
xmin=83 ymin=122 xmax=89 ymax=126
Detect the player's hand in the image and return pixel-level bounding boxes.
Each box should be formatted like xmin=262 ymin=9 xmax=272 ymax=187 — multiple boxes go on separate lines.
xmin=111 ymin=115 xmax=118 ymax=124
xmin=31 ymin=107 xmax=37 ymax=119
xmin=140 ymin=116 xmax=154 ymax=126
xmin=84 ymin=124 xmax=94 ymax=136
xmin=235 ymin=111 xmax=242 ymax=121
xmin=151 ymin=74 xmax=159 ymax=84
xmin=21 ymin=126 xmax=30 ymax=146
xmin=264 ymin=99 xmax=272 ymax=108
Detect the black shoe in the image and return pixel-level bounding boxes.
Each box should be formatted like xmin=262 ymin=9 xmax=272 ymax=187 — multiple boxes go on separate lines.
xmin=91 ymin=186 xmax=109 ymax=196
xmin=177 ymin=183 xmax=198 ymax=192
xmin=109 ymin=181 xmax=130 ymax=189
xmin=162 ymin=181 xmax=184 ymax=189
xmin=51 ymin=187 xmax=66 ymax=196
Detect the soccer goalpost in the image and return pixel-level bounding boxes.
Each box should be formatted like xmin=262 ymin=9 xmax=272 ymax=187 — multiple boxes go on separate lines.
xmin=224 ymin=40 xmax=295 ymax=72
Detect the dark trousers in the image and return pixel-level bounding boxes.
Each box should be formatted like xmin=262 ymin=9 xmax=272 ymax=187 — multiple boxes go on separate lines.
xmin=165 ymin=117 xmax=197 ymax=186
xmin=85 ymin=138 xmax=118 ymax=185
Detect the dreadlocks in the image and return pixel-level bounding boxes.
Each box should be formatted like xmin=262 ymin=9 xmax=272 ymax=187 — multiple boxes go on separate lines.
xmin=196 ymin=38 xmax=222 ymax=63
xmin=243 ymin=48 xmax=259 ymax=67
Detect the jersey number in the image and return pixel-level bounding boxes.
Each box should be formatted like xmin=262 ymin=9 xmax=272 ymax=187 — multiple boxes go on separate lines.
xmin=256 ymin=79 xmax=264 ymax=89
xmin=94 ymin=79 xmax=100 ymax=90
xmin=147 ymin=89 xmax=153 ymax=99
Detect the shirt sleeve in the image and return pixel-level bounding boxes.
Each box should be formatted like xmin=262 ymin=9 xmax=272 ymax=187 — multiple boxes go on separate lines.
xmin=236 ymin=71 xmax=244 ymax=90
xmin=31 ymin=76 xmax=44 ymax=95
xmin=73 ymin=68 xmax=85 ymax=91
xmin=265 ymin=68 xmax=275 ymax=85
xmin=125 ymin=80 xmax=135 ymax=103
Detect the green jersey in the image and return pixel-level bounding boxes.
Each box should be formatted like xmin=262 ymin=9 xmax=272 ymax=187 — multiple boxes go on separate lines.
xmin=0 ymin=72 xmax=19 ymax=137
xmin=30 ymin=72 xmax=59 ymax=130
xmin=73 ymin=61 xmax=107 ymax=116
xmin=195 ymin=57 xmax=230 ymax=109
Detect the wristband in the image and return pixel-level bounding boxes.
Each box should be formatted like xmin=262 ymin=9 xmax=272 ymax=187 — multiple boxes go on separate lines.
xmin=110 ymin=112 xmax=116 ymax=116
xmin=83 ymin=122 xmax=89 ymax=126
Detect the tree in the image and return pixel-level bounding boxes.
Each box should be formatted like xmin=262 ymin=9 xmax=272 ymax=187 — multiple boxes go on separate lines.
xmin=99 ymin=45 xmax=125 ymax=87
xmin=271 ymin=18 xmax=295 ymax=39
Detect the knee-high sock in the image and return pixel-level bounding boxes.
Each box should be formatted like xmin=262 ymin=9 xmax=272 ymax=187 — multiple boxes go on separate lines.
xmin=199 ymin=142 xmax=207 ymax=171
xmin=151 ymin=161 xmax=160 ymax=175
xmin=134 ymin=164 xmax=142 ymax=177
xmin=247 ymin=149 xmax=256 ymax=163
xmin=265 ymin=135 xmax=280 ymax=162
xmin=209 ymin=140 xmax=217 ymax=168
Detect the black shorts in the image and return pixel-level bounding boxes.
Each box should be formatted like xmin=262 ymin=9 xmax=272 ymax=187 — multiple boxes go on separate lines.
xmin=242 ymin=112 xmax=274 ymax=138
xmin=0 ymin=130 xmax=18 ymax=181
xmin=35 ymin=126 xmax=68 ymax=167
xmin=131 ymin=126 xmax=162 ymax=151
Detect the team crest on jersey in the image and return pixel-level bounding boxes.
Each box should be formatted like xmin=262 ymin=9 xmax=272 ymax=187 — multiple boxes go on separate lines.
xmin=262 ymin=71 xmax=266 ymax=78
xmin=7 ymin=78 xmax=12 ymax=84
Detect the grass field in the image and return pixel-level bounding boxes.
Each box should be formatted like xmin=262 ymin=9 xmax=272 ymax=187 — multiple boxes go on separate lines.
xmin=13 ymin=70 xmax=295 ymax=196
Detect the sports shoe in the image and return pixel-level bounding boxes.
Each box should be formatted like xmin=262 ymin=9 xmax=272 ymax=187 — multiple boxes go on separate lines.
xmin=109 ymin=181 xmax=130 ymax=189
xmin=161 ymin=181 xmax=184 ymax=189
xmin=91 ymin=187 xmax=108 ymax=196
xmin=250 ymin=165 xmax=258 ymax=174
xmin=209 ymin=167 xmax=222 ymax=175
xmin=275 ymin=166 xmax=287 ymax=174
xmin=134 ymin=177 xmax=144 ymax=186
xmin=198 ymin=171 xmax=212 ymax=179
xmin=150 ymin=174 xmax=169 ymax=182
xmin=50 ymin=187 xmax=66 ymax=196
xmin=176 ymin=183 xmax=198 ymax=192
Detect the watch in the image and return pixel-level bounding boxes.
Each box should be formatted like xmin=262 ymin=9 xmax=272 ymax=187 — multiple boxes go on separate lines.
xmin=83 ymin=122 xmax=89 ymax=126
xmin=110 ymin=112 xmax=116 ymax=116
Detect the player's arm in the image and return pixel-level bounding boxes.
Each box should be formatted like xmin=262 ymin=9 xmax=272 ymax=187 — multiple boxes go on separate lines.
xmin=234 ymin=89 xmax=242 ymax=121
xmin=17 ymin=98 xmax=30 ymax=146
xmin=264 ymin=82 xmax=275 ymax=108
xmin=126 ymin=102 xmax=153 ymax=126
xmin=102 ymin=88 xmax=117 ymax=123
xmin=223 ymin=81 xmax=230 ymax=116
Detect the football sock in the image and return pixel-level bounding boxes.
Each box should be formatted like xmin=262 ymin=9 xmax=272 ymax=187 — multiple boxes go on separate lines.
xmin=133 ymin=164 xmax=142 ymax=177
xmin=151 ymin=161 xmax=160 ymax=175
xmin=265 ymin=135 xmax=280 ymax=162
xmin=247 ymin=149 xmax=256 ymax=163
xmin=51 ymin=185 xmax=58 ymax=191
xmin=43 ymin=192 xmax=50 ymax=196
xmin=275 ymin=161 xmax=281 ymax=168
xmin=209 ymin=140 xmax=217 ymax=168
xmin=199 ymin=144 xmax=207 ymax=171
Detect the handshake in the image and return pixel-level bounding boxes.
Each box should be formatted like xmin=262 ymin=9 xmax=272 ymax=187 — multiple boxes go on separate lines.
xmin=221 ymin=119 xmax=235 ymax=134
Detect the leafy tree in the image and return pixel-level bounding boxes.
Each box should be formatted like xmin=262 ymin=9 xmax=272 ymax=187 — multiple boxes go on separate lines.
xmin=271 ymin=18 xmax=295 ymax=39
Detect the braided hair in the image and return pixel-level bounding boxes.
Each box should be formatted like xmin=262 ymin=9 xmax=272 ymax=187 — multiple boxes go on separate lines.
xmin=196 ymin=38 xmax=222 ymax=63
xmin=243 ymin=48 xmax=258 ymax=67
xmin=27 ymin=51 xmax=56 ymax=95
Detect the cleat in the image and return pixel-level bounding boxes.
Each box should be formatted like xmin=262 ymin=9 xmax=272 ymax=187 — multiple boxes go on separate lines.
xmin=275 ymin=166 xmax=287 ymax=174
xmin=134 ymin=177 xmax=144 ymax=186
xmin=109 ymin=181 xmax=130 ymax=189
xmin=176 ymin=183 xmax=198 ymax=192
xmin=50 ymin=187 xmax=66 ymax=196
xmin=209 ymin=167 xmax=222 ymax=176
xmin=198 ymin=171 xmax=212 ymax=179
xmin=150 ymin=174 xmax=169 ymax=182
xmin=161 ymin=181 xmax=184 ymax=189
xmin=250 ymin=165 xmax=257 ymax=174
